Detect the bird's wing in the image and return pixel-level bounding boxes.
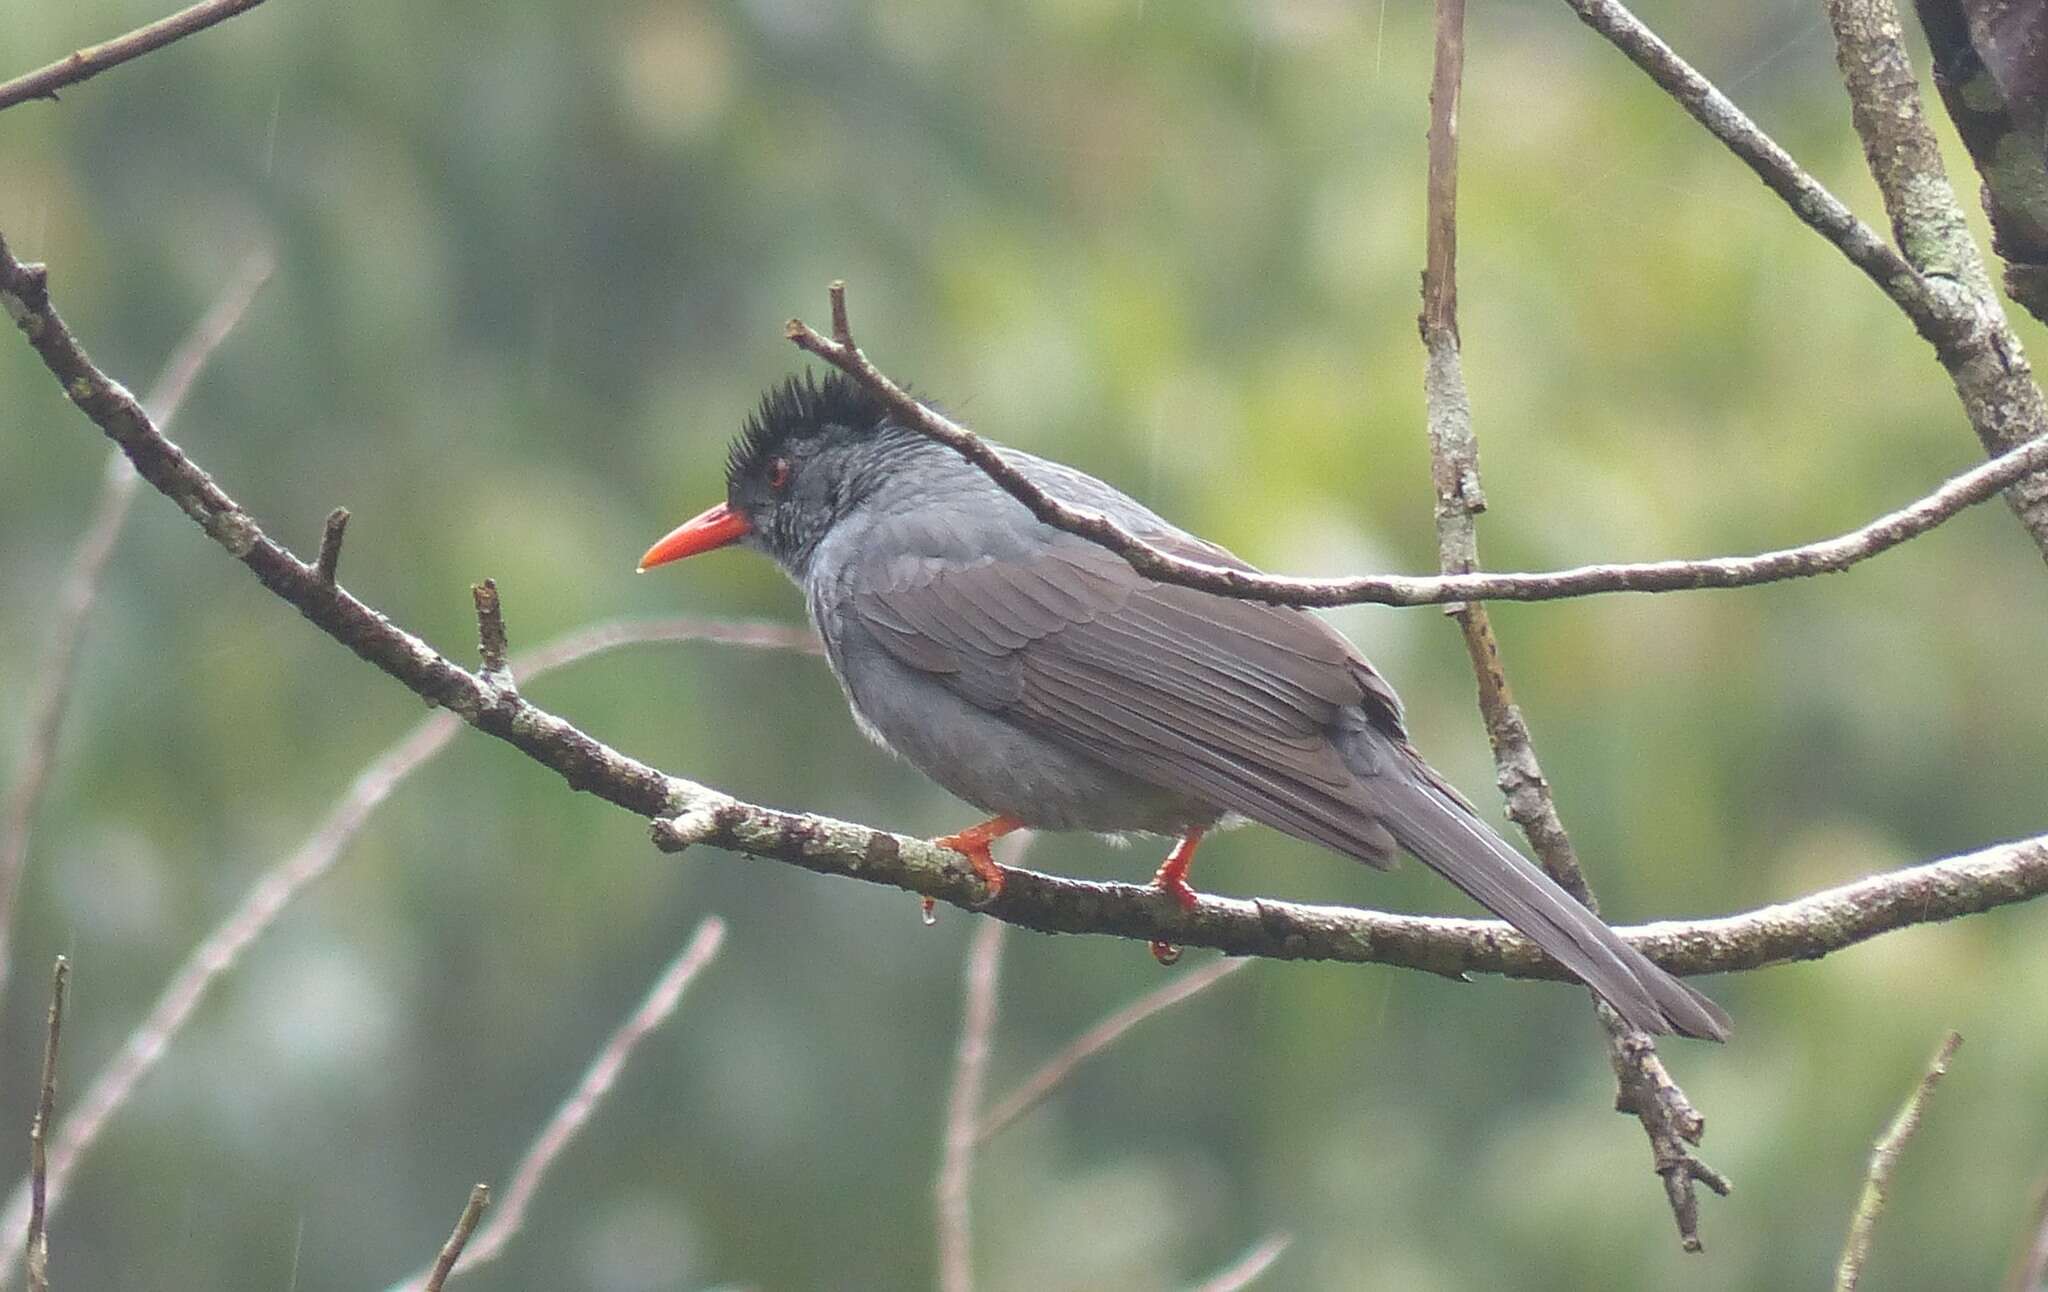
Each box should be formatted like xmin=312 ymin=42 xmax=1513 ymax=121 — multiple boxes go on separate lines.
xmin=848 ymin=523 xmax=1409 ymax=866
xmin=847 ymin=518 xmax=1732 ymax=1041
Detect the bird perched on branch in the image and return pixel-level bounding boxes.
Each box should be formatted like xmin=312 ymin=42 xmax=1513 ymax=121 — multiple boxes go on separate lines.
xmin=639 ymin=371 xmax=1729 ymax=1041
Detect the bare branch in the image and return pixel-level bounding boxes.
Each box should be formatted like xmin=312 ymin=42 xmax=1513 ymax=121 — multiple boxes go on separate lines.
xmin=0 ymin=0 xmax=278 ymax=112
xmin=1605 ymin=1019 xmax=1730 ymax=1249
xmin=315 ymin=508 xmax=349 ymax=584
xmin=1564 ymin=0 xmax=2048 ymax=558
xmin=0 ymin=617 xmax=813 ymax=1265
xmin=420 ymin=1185 xmax=489 ymax=1292
xmin=1190 ymin=1233 xmax=1293 ymax=1292
xmin=938 ymin=919 xmax=1004 ymax=1292
xmin=24 ymin=958 xmax=67 ymax=1292
xmin=976 ymin=956 xmax=1249 ymax=1145
xmin=387 ymin=919 xmax=728 ymax=1290
xmin=1835 ymin=1030 xmax=1964 ymax=1291
xmin=787 ymin=289 xmax=2045 ymax=608
xmin=1830 ymin=0 xmax=1989 ymax=288
xmin=1418 ymin=1 xmax=1722 ymax=1248
xmin=672 ymin=817 xmax=2048 ymax=979
xmin=0 ymin=250 xmax=270 ymax=1010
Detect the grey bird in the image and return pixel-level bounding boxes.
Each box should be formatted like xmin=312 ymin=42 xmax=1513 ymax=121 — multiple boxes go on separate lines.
xmin=639 ymin=371 xmax=1729 ymax=1041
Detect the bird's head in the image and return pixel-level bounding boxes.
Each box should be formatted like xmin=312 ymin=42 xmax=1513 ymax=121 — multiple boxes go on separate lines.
xmin=638 ymin=370 xmax=898 ymax=577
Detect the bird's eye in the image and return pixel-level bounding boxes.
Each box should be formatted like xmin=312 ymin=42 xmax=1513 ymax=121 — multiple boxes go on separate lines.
xmin=767 ymin=457 xmax=792 ymax=491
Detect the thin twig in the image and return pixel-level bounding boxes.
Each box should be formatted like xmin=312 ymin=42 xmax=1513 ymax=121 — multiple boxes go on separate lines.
xmin=0 ymin=0 xmax=277 ymax=112
xmin=0 ymin=249 xmax=271 ymax=1011
xmin=976 ymin=956 xmax=1250 ymax=1145
xmin=420 ymin=1185 xmax=488 ymax=1292
xmin=1835 ymin=1030 xmax=1964 ymax=1291
xmin=786 ymin=292 xmax=2047 ymax=608
xmin=24 ymin=957 xmax=68 ymax=1292
xmin=1419 ymin=0 xmax=1721 ymax=1250
xmin=0 ymin=617 xmax=815 ymax=1267
xmin=314 ymin=508 xmax=349 ymax=584
xmin=471 ymin=579 xmax=510 ymax=684
xmin=1190 ymin=1232 xmax=1293 ymax=1292
xmin=937 ymin=919 xmax=1004 ymax=1292
xmin=386 ymin=918 xmax=728 ymax=1291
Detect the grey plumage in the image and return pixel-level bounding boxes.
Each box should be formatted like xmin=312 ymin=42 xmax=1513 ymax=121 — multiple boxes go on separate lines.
xmin=682 ymin=373 xmax=1730 ymax=1042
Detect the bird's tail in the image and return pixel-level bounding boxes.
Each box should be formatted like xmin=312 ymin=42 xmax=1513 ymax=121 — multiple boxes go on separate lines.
xmin=1371 ymin=761 xmax=1730 ymax=1042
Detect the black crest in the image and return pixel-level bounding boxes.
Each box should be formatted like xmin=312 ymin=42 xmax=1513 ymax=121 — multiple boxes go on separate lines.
xmin=726 ymin=370 xmax=892 ymax=486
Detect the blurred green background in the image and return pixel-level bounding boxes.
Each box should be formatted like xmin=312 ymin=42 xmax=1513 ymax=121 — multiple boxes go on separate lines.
xmin=4 ymin=1 xmax=2047 ymax=1287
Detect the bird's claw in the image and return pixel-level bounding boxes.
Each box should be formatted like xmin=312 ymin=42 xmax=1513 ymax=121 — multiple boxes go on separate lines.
xmin=933 ymin=832 xmax=1007 ymax=907
xmin=1151 ymin=871 xmax=1200 ymax=912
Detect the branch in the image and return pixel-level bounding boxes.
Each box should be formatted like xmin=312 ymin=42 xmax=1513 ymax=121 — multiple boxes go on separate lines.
xmin=24 ymin=958 xmax=67 ymax=1292
xmin=0 ymin=0 xmax=277 ymax=112
xmin=388 ymin=919 xmax=727 ymax=1291
xmin=420 ymin=1185 xmax=488 ymax=1292
xmin=1564 ymin=0 xmax=2048 ymax=559
xmin=976 ymin=955 xmax=1250 ymax=1145
xmin=1190 ymin=1233 xmax=1293 ymax=1292
xmin=1417 ymin=0 xmax=1721 ymax=1250
xmin=0 ymin=248 xmax=270 ymax=1013
xmin=937 ymin=918 xmax=1004 ymax=1292
xmin=1835 ymin=1030 xmax=1963 ymax=1291
xmin=786 ymin=289 xmax=2047 ymax=608
xmin=5 ymin=235 xmax=2048 ymax=1047
xmin=0 ymin=616 xmax=809 ymax=1273
xmin=314 ymin=507 xmax=349 ymax=584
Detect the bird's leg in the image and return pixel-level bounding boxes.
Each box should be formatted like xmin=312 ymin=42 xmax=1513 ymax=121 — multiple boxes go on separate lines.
xmin=1150 ymin=828 xmax=1206 ymax=911
xmin=1148 ymin=828 xmax=1205 ymax=966
xmin=932 ymin=814 xmax=1022 ymax=903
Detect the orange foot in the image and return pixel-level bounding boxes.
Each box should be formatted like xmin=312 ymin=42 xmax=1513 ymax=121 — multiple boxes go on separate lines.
xmin=1151 ymin=828 xmax=1206 ymax=911
xmin=1148 ymin=828 xmax=1206 ymax=965
xmin=933 ymin=815 xmax=1022 ymax=904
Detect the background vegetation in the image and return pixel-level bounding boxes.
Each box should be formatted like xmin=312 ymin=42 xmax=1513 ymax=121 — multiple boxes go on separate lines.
xmin=3 ymin=1 xmax=2045 ymax=1287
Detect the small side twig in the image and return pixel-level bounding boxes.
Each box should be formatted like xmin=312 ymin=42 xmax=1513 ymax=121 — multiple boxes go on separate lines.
xmin=938 ymin=919 xmax=1004 ymax=1292
xmin=976 ymin=955 xmax=1250 ymax=1145
xmin=1190 ymin=1232 xmax=1293 ymax=1292
xmin=0 ymin=0 xmax=277 ymax=112
xmin=420 ymin=1185 xmax=489 ymax=1292
xmin=314 ymin=508 xmax=349 ymax=584
xmin=1835 ymin=1030 xmax=1964 ymax=1291
xmin=472 ymin=579 xmax=511 ymax=684
xmin=1913 ymin=0 xmax=2048 ymax=326
xmin=25 ymin=957 xmax=68 ymax=1292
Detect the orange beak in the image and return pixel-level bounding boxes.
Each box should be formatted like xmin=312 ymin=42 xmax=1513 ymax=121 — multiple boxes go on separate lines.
xmin=637 ymin=502 xmax=751 ymax=572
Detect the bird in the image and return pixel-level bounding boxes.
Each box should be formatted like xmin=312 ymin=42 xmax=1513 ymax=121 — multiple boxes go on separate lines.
xmin=638 ymin=370 xmax=1730 ymax=1041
